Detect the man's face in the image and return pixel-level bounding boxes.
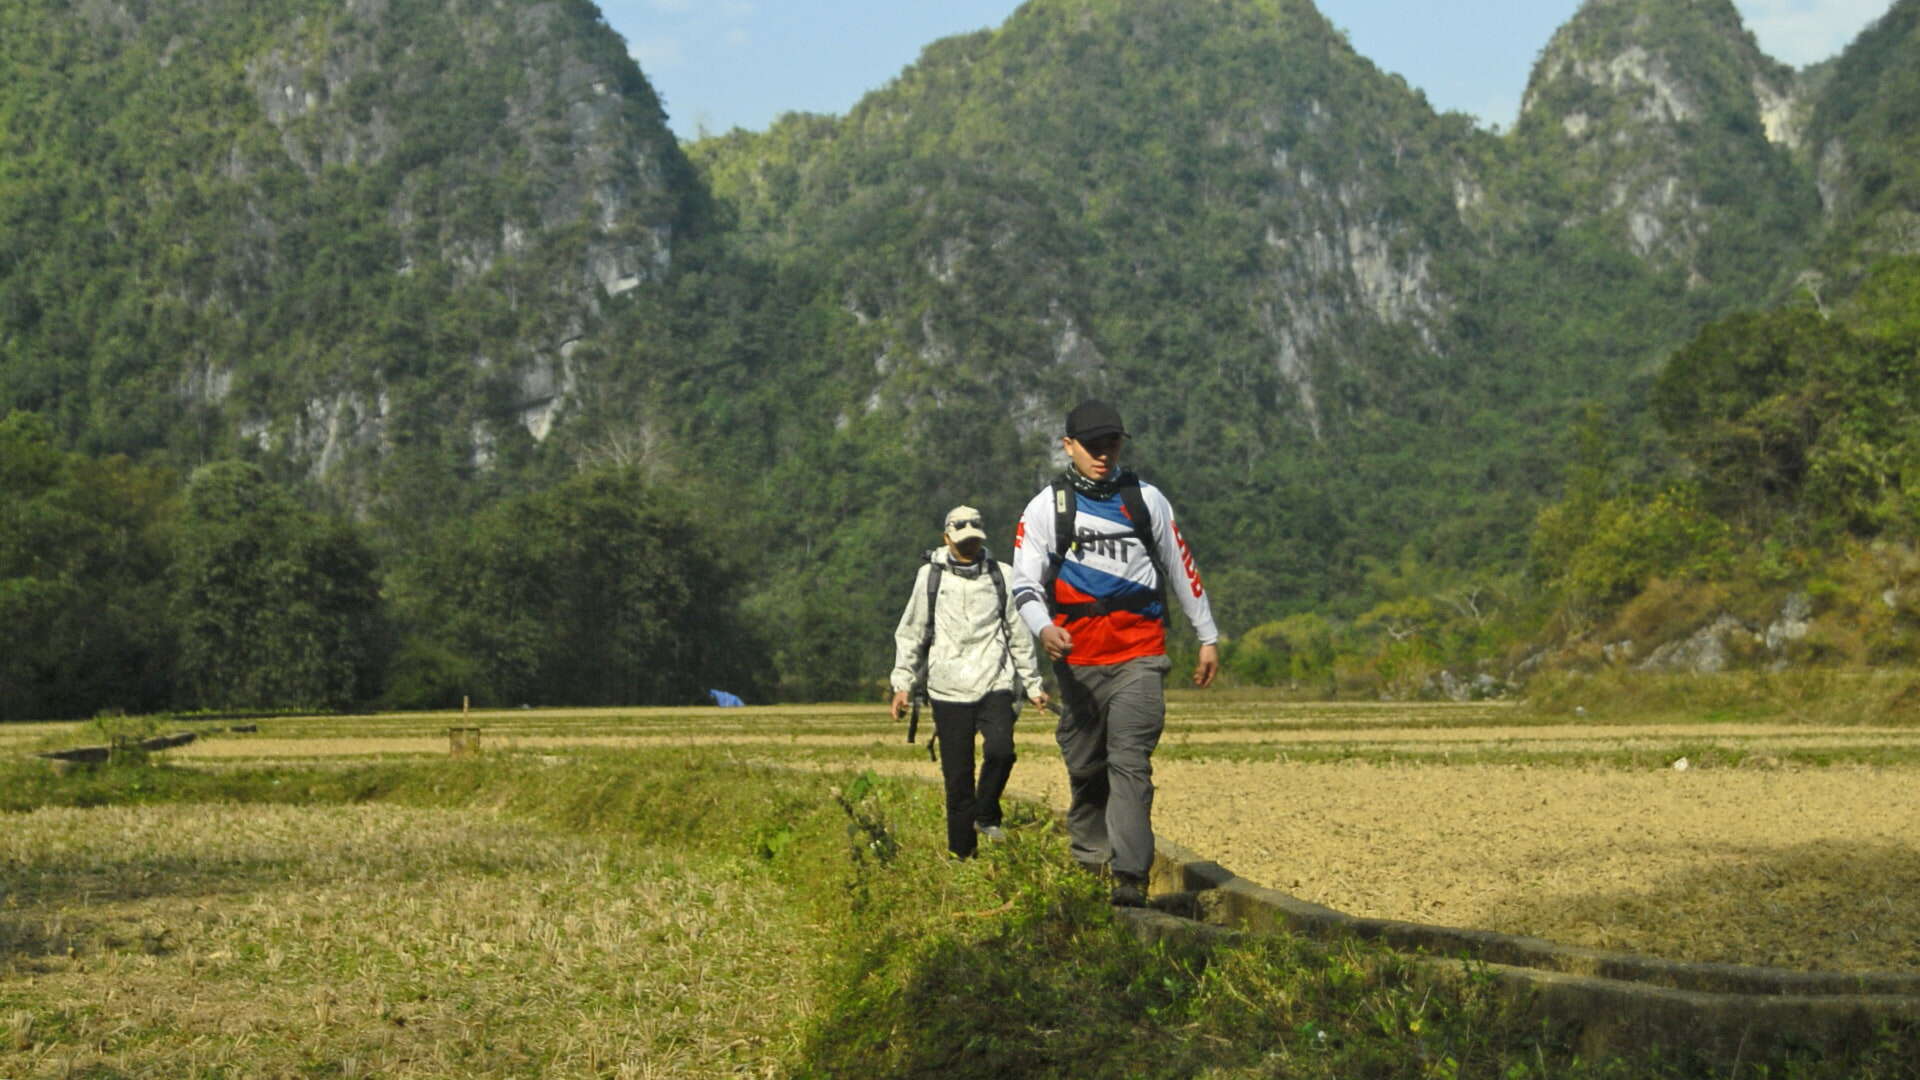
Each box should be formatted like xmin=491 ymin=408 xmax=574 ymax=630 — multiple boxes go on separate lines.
xmin=945 ymin=511 xmax=986 ymax=562
xmin=946 ymin=533 xmax=985 ymax=562
xmin=1064 ymin=434 xmax=1125 ymax=481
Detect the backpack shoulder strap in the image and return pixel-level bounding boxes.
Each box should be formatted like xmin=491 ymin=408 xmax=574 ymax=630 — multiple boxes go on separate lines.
xmin=919 ymin=557 xmax=944 ymax=650
xmin=1041 ymin=476 xmax=1076 ymax=616
xmin=986 ymin=558 xmax=1022 ymax=697
xmin=1117 ymin=477 xmax=1155 ymax=549
xmin=1050 ymin=474 xmax=1076 ymax=558
xmin=1119 ymin=475 xmax=1170 ymax=601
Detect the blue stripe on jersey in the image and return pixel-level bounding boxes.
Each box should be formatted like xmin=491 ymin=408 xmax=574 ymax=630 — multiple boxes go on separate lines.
xmin=1058 ymin=560 xmax=1167 ymax=620
xmin=1075 ymin=491 xmax=1135 ymax=529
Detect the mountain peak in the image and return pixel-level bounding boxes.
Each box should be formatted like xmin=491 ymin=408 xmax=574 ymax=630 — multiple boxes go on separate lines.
xmin=1502 ymin=0 xmax=1818 ymax=282
xmin=1520 ymin=0 xmax=1792 ymax=139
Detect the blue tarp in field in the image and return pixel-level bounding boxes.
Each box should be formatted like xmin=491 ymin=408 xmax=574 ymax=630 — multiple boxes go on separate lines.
xmin=708 ymin=689 xmax=744 ymax=707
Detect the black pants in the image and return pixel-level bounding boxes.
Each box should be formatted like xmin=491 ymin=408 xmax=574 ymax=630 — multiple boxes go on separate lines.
xmin=931 ymin=691 xmax=1018 ymax=858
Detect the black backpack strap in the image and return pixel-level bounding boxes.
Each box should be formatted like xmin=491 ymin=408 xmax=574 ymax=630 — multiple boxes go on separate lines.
xmin=1052 ymin=475 xmax=1077 ymax=559
xmin=907 ymin=558 xmax=943 ymax=753
xmin=1041 ymin=475 xmax=1076 ymax=615
xmin=918 ymin=559 xmax=944 ymax=662
xmin=912 ymin=559 xmax=943 ymax=701
xmin=1117 ymin=477 xmax=1170 ymax=609
xmin=984 ymin=559 xmax=1022 ymax=698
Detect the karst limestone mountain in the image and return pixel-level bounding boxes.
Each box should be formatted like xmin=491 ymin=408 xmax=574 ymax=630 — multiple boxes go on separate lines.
xmin=2 ymin=0 xmax=1915 ymax=625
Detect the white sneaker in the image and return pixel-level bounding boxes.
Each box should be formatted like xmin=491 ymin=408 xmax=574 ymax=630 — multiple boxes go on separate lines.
xmin=974 ymin=823 xmax=1007 ymax=842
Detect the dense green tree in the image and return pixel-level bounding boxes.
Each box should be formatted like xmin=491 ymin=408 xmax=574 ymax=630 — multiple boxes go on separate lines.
xmin=171 ymin=461 xmax=382 ymax=711
xmin=1652 ymin=268 xmax=1920 ymax=540
xmin=390 ymin=468 xmax=764 ymax=708
xmin=0 ymin=411 xmax=175 ymax=720
xmin=1533 ymin=257 xmax=1920 ymax=641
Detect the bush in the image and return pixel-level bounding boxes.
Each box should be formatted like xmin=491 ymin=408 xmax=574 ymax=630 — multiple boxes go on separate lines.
xmin=1606 ymin=578 xmax=1733 ymax=652
xmin=1225 ymin=613 xmax=1339 ymax=688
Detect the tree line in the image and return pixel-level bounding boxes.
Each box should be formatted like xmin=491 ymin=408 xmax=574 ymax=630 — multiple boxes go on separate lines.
xmin=6 ymin=259 xmax=1916 ymax=721
xmin=1214 ymin=256 xmax=1920 ymax=692
xmin=0 ymin=409 xmax=763 ymax=722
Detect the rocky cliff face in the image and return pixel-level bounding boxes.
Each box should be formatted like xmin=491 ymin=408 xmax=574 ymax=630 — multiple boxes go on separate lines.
xmin=701 ymin=0 xmax=1477 ymax=452
xmin=1800 ymin=0 xmax=1920 ymax=262
xmin=7 ymin=0 xmax=1912 ymax=584
xmin=243 ymin=0 xmax=675 ymax=300
xmin=1513 ymin=0 xmax=1815 ymax=286
xmin=2 ymin=0 xmax=692 ymax=491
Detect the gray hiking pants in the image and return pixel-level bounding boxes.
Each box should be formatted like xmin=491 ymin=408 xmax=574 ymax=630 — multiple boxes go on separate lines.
xmin=1053 ymin=654 xmax=1171 ymax=879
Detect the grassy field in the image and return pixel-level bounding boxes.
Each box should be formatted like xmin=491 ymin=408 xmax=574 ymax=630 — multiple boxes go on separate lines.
xmin=5 ymin=684 xmax=1919 ymax=1077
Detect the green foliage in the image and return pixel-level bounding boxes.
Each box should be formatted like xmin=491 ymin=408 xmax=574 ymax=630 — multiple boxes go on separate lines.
xmin=1532 ymin=485 xmax=1735 ymax=617
xmin=1225 ymin=612 xmax=1337 ymax=687
xmin=5 ymin=0 xmax=1919 ymax=698
xmin=1529 ymin=258 xmax=1920 ymax=657
xmin=389 ymin=466 xmax=766 ymax=707
xmin=1651 ymin=261 xmax=1920 ymax=542
xmin=171 ymin=460 xmax=383 ymax=711
xmin=1805 ymin=1 xmax=1920 ymax=269
xmin=0 ymin=411 xmax=176 ymax=721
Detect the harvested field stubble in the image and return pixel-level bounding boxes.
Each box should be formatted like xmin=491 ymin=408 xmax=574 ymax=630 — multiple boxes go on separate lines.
xmin=0 ymin=803 xmax=805 ymax=1078
xmin=1139 ymin=760 xmax=1919 ymax=973
xmin=58 ymin=698 xmax=1920 ymax=975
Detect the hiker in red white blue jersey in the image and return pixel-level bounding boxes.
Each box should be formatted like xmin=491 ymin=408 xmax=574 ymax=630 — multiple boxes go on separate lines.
xmin=1009 ymin=400 xmax=1219 ymax=906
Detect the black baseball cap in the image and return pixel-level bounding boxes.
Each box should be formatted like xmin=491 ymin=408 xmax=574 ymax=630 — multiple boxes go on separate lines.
xmin=1066 ymin=399 xmax=1128 ymax=442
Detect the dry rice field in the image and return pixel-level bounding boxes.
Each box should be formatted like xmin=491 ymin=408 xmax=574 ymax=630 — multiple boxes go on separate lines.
xmin=16 ymin=697 xmax=1920 ymax=974
xmin=1 ymin=802 xmax=804 ymax=1078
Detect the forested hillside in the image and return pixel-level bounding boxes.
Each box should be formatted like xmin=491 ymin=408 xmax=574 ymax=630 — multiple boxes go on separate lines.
xmin=0 ymin=0 xmax=694 ymax=507
xmin=3 ymin=0 xmax=1916 ymax=716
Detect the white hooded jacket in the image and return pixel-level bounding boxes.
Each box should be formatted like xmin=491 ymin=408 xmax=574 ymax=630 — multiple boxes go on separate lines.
xmin=889 ymin=548 xmax=1043 ymax=705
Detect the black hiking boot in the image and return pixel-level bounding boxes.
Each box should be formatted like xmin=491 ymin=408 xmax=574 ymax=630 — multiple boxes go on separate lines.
xmin=1110 ymin=871 xmax=1148 ymax=907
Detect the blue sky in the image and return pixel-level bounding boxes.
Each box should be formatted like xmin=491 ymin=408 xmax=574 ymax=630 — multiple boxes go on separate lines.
xmin=601 ymin=0 xmax=1895 ymax=142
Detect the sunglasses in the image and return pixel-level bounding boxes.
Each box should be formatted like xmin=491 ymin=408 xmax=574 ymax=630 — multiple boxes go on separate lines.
xmin=947 ymin=518 xmax=983 ymax=531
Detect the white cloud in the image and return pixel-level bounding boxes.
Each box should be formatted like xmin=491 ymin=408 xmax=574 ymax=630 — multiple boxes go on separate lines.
xmin=1737 ymin=0 xmax=1892 ymax=66
xmin=629 ymin=36 xmax=686 ymax=71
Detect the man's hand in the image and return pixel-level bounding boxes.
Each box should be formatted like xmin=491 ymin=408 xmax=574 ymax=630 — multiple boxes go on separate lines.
xmin=890 ymin=690 xmax=910 ymax=721
xmin=1040 ymin=625 xmax=1074 ymax=661
xmin=1029 ymin=690 xmax=1051 ymax=711
xmin=1192 ymin=643 xmax=1220 ymax=689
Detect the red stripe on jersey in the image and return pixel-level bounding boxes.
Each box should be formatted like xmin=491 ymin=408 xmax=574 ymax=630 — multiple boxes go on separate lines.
xmin=1052 ymin=579 xmax=1167 ymax=665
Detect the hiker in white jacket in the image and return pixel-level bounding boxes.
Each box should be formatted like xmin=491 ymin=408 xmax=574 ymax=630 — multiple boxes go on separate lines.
xmin=890 ymin=505 xmax=1049 ymax=858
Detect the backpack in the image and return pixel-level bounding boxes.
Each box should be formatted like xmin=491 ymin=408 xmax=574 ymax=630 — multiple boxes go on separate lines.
xmin=1043 ymin=472 xmax=1171 ymax=620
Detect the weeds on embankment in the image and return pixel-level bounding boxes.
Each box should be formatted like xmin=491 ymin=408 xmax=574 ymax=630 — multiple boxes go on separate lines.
xmin=2 ymin=752 xmax=1915 ymax=1078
